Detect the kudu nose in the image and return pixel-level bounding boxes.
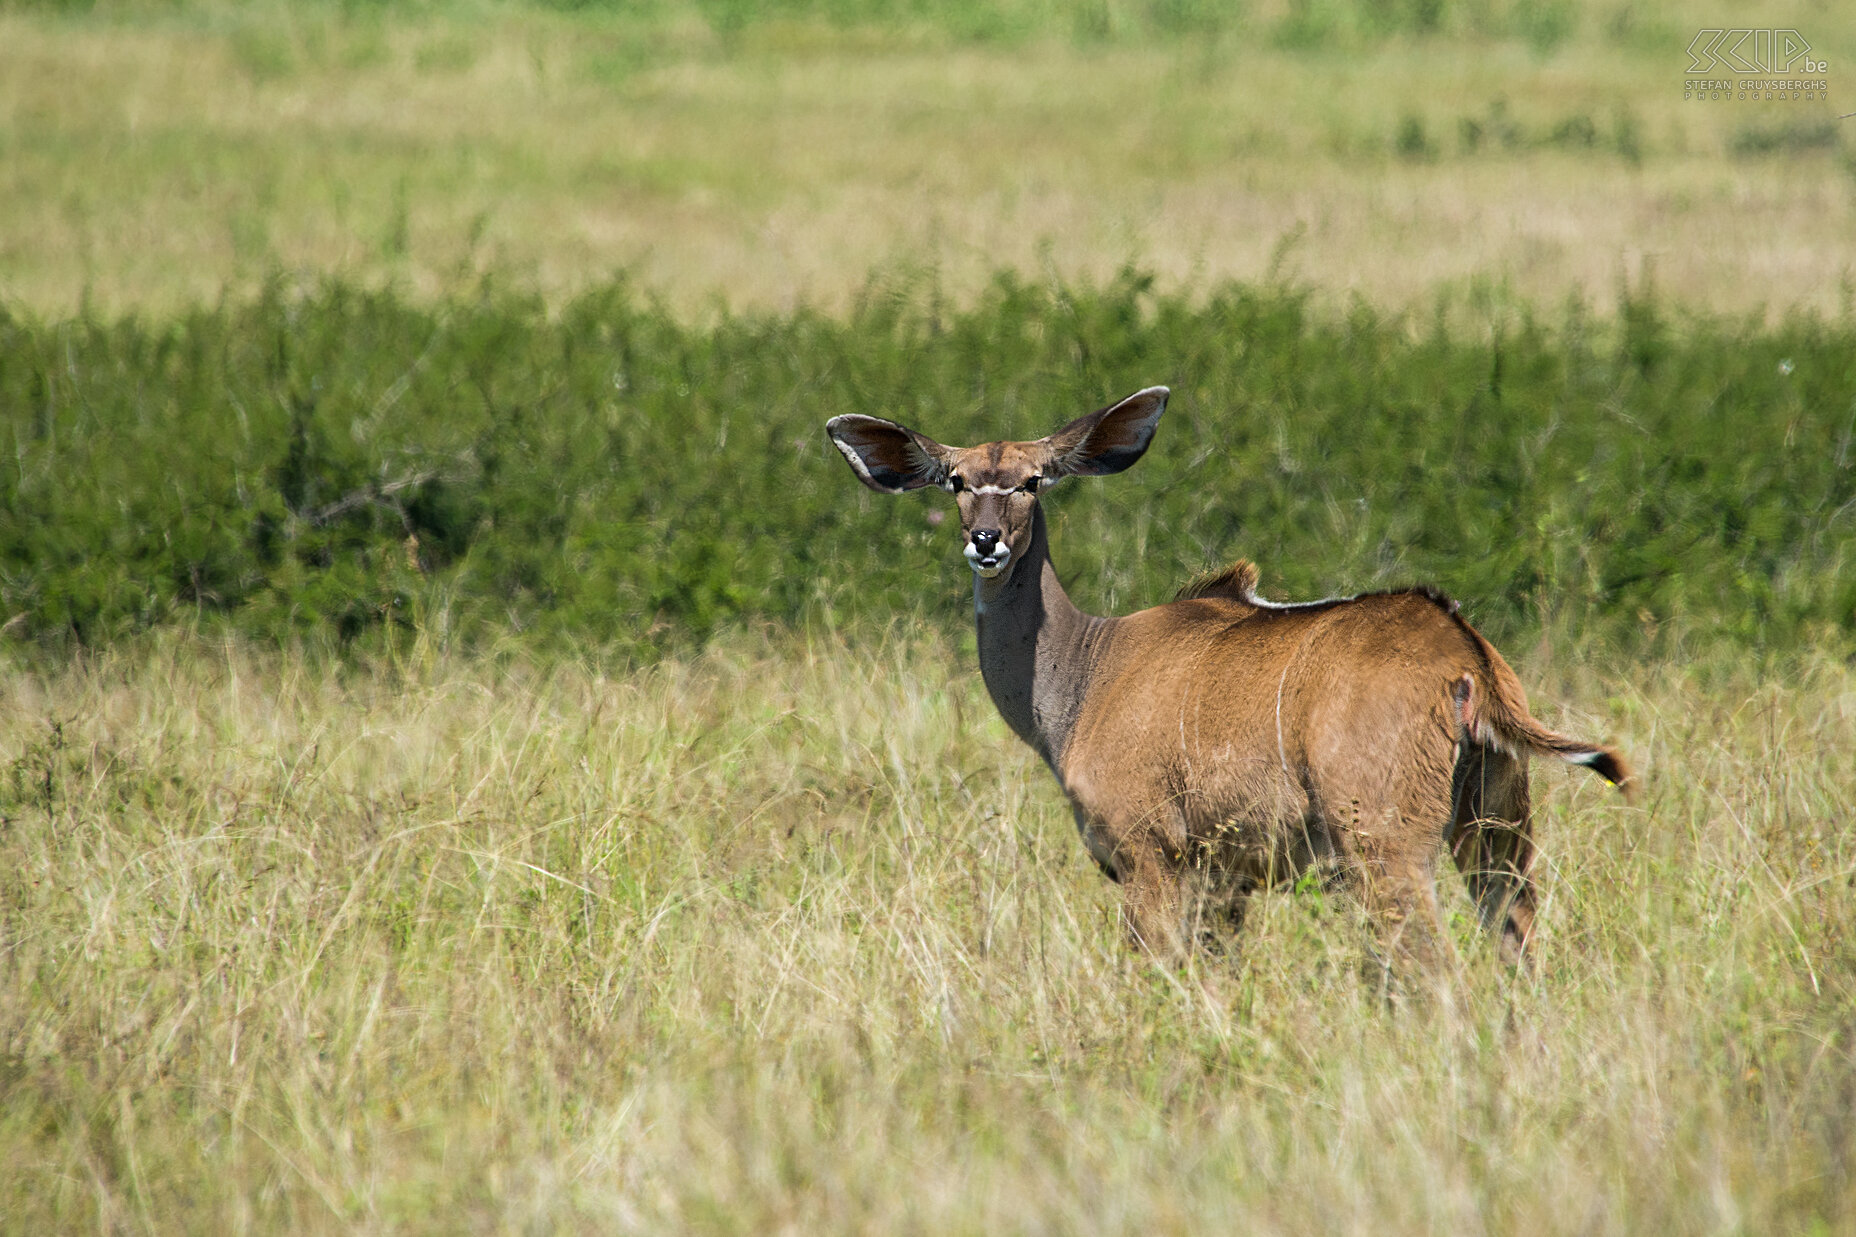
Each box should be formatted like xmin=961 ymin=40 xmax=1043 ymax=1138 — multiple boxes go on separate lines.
xmin=971 ymin=529 xmax=1001 ymax=554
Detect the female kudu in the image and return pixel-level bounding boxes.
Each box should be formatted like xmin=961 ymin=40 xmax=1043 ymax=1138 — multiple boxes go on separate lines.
xmin=826 ymin=387 xmax=1630 ymax=969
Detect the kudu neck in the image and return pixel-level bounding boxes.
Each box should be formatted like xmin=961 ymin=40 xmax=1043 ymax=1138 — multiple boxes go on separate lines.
xmin=972 ymin=504 xmax=1107 ymax=771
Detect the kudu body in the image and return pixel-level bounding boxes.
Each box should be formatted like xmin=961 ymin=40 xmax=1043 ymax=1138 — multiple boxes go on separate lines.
xmin=827 ymin=387 xmax=1630 ymax=967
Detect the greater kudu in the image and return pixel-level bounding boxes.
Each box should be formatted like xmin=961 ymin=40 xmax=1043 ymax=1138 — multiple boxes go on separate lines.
xmin=826 ymin=387 xmax=1630 ymax=969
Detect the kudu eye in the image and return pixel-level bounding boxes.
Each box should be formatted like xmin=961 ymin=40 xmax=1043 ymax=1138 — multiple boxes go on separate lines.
xmin=1020 ymin=476 xmax=1041 ymax=494
xmin=948 ymin=474 xmax=966 ymax=493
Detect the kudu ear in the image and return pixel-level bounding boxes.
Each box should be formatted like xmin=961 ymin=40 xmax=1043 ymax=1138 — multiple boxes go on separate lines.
xmin=825 ymin=414 xmax=955 ymax=494
xmin=1044 ymin=386 xmax=1169 ymax=478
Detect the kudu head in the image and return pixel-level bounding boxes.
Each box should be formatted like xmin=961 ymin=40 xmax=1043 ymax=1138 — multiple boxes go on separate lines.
xmin=826 ymin=387 xmax=1169 ymax=583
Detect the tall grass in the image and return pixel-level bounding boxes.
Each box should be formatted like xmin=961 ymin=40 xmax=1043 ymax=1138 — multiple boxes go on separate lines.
xmin=1 ymin=631 xmax=1852 ymax=1232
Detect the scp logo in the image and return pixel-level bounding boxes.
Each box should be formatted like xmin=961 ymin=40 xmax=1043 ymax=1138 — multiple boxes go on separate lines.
xmin=1686 ymin=29 xmax=1825 ymax=75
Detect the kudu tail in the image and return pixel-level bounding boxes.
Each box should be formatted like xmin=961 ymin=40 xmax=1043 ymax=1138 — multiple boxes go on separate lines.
xmin=1452 ymin=634 xmax=1635 ymax=800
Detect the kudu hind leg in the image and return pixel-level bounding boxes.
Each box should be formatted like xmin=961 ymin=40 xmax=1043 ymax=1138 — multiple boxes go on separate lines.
xmin=1449 ymin=745 xmax=1537 ymax=966
xmin=1330 ymin=780 xmax=1457 ymax=983
xmin=1352 ymin=841 xmax=1452 ymax=980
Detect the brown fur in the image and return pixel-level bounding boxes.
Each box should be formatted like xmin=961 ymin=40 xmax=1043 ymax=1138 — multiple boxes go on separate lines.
xmin=826 ymin=388 xmax=1632 ymax=974
xmin=1062 ymin=580 xmax=1629 ymax=968
xmin=1174 ymin=559 xmax=1262 ymax=604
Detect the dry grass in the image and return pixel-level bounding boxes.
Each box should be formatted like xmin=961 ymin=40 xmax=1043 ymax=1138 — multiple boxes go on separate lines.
xmin=1 ymin=6 xmax=1851 ymax=321
xmin=3 ymin=7 xmax=1854 ymax=1226
xmin=3 ymin=628 xmax=1853 ymax=1232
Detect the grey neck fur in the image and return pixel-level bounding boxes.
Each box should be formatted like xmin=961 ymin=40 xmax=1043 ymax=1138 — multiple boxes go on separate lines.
xmin=972 ymin=504 xmax=1113 ymax=775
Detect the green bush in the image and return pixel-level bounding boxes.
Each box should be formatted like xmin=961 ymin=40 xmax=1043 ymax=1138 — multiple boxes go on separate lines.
xmin=1730 ymin=119 xmax=1841 ymax=158
xmin=2 ymin=271 xmax=1852 ymax=659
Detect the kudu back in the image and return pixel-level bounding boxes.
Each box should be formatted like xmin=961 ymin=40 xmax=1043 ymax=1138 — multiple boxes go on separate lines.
xmin=827 ymin=387 xmax=1631 ymax=969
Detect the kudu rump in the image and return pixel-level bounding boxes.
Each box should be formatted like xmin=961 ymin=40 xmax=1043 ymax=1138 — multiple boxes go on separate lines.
xmin=827 ymin=387 xmax=1631 ymax=970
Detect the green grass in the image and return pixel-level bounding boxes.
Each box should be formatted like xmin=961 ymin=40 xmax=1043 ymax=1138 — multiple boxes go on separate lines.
xmin=1 ymin=631 xmax=1852 ymax=1231
xmin=0 ymin=0 xmax=1849 ymax=319
xmin=3 ymin=273 xmax=1853 ymax=659
xmin=0 ymin=0 xmax=1633 ymax=45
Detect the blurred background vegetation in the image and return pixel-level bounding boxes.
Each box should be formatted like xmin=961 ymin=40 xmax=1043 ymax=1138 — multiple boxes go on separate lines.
xmin=1 ymin=0 xmax=1849 ymax=317
xmin=2 ymin=270 xmax=1852 ymax=660
xmin=0 ymin=0 xmax=1683 ymax=44
xmin=0 ymin=0 xmax=1851 ymax=660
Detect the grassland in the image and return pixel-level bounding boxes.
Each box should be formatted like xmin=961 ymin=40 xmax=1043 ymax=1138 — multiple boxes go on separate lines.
xmin=4 ymin=1 xmax=1855 ymax=1231
xmin=2 ymin=631 xmax=1853 ymax=1232
xmin=1 ymin=0 xmax=1851 ymax=320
